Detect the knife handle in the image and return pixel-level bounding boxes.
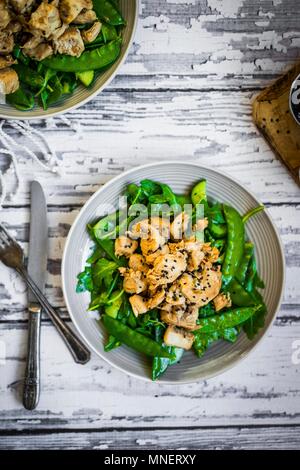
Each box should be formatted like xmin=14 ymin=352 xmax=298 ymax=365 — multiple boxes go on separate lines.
xmin=23 ymin=308 xmax=41 ymax=410
xmin=18 ymin=267 xmax=91 ymax=365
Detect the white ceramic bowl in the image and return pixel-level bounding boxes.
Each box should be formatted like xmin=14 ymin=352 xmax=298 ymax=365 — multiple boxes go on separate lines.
xmin=0 ymin=0 xmax=138 ymax=119
xmin=62 ymin=162 xmax=285 ymax=383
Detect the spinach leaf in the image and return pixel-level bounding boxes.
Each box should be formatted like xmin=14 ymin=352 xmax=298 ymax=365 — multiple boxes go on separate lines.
xmin=76 ymin=266 xmax=93 ymax=293
xmin=92 ymin=258 xmax=118 ymax=289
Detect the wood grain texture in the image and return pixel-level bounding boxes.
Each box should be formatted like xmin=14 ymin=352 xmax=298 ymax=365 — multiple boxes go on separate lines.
xmin=0 ymin=0 xmax=300 ymax=451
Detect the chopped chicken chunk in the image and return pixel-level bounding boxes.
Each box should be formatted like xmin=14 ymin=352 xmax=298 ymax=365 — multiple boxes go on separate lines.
xmin=147 ymin=288 xmax=165 ymax=310
xmin=22 ymin=34 xmax=44 ymax=50
xmin=0 ymin=0 xmax=11 ymax=30
xmin=180 ymin=269 xmax=222 ymax=307
xmin=170 ymin=212 xmax=190 ymax=240
xmin=29 ymin=3 xmax=61 ymax=39
xmin=59 ymin=0 xmax=93 ymax=24
xmin=164 ymin=325 xmax=194 ymax=350
xmin=165 ymin=282 xmax=186 ymax=306
xmin=0 ymin=31 xmax=14 ymax=54
xmin=73 ymin=8 xmax=97 ymax=24
xmin=81 ymin=21 xmax=101 ymax=43
xmin=0 ymin=68 xmax=19 ymax=94
xmin=6 ymin=21 xmax=22 ymax=34
xmin=129 ymin=294 xmax=148 ymax=317
xmin=53 ymin=26 xmax=84 ymax=56
xmin=24 ymin=43 xmax=53 ymax=60
xmin=213 ymin=292 xmax=232 ymax=312
xmin=129 ymin=218 xmax=168 ymax=256
xmin=145 ymin=244 xmax=169 ymax=265
xmin=147 ymin=253 xmax=187 ymax=289
xmin=128 ymin=254 xmax=148 ymax=273
xmin=0 ymin=55 xmax=17 ymax=70
xmin=51 ymin=22 xmax=69 ymax=40
xmin=10 ymin=0 xmax=35 ymax=14
xmin=115 ymin=236 xmax=138 ymax=258
xmin=193 ymin=218 xmax=208 ymax=232
xmin=119 ymin=268 xmax=147 ymax=295
xmin=161 ymin=305 xmax=199 ymax=330
xmin=184 ymin=240 xmax=205 ymax=271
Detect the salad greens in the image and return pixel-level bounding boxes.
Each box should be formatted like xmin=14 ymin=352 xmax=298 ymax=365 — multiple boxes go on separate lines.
xmin=7 ymin=0 xmax=125 ymax=111
xmin=77 ymin=178 xmax=267 ymax=380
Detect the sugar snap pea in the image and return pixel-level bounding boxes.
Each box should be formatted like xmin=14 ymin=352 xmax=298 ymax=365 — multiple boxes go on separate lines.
xmin=102 ymin=315 xmax=175 ymax=358
xmin=42 ymin=39 xmax=122 ymax=72
xmin=93 ymin=0 xmax=125 ymax=25
xmin=222 ymin=205 xmax=245 ymax=286
xmin=196 ymin=305 xmax=261 ymax=333
xmin=242 ymin=204 xmax=264 ymax=224
xmin=235 ymin=242 xmax=254 ymax=285
xmin=227 ymin=278 xmax=255 ymax=307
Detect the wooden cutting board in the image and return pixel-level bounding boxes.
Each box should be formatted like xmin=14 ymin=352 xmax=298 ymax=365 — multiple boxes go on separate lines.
xmin=253 ymin=63 xmax=300 ymax=186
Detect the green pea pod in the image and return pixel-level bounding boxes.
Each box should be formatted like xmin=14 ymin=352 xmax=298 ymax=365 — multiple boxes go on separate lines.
xmin=193 ymin=331 xmax=219 ymax=358
xmin=93 ymin=0 xmax=125 ymax=25
xmin=228 ymin=278 xmax=255 ymax=307
xmin=152 ymin=347 xmax=184 ymax=380
xmin=244 ymin=254 xmax=257 ymax=293
xmin=13 ymin=64 xmax=44 ymax=89
xmin=104 ymin=334 xmax=121 ymax=351
xmin=191 ymin=179 xmax=207 ymax=205
xmin=235 ymin=242 xmax=254 ymax=285
xmin=6 ymin=87 xmax=34 ymax=111
xmin=101 ymin=23 xmax=118 ymax=42
xmin=42 ymin=39 xmax=122 ymax=72
xmin=102 ymin=315 xmax=174 ymax=358
xmin=242 ymin=204 xmax=264 ymax=224
xmin=196 ymin=305 xmax=261 ymax=333
xmin=222 ymin=205 xmax=245 ymax=286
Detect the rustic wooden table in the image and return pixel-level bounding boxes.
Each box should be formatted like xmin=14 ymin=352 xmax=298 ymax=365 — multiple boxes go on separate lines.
xmin=0 ymin=0 xmax=299 ymax=450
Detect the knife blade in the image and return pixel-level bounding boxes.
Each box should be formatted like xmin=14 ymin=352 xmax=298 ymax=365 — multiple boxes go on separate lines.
xmin=23 ymin=181 xmax=48 ymax=410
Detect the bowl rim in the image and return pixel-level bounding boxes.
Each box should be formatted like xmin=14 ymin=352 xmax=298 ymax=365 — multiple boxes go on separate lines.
xmin=0 ymin=0 xmax=139 ymax=120
xmin=62 ymin=161 xmax=286 ymax=384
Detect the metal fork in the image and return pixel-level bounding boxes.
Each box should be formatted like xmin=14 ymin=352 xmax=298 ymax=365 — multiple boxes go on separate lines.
xmin=0 ymin=223 xmax=90 ymax=364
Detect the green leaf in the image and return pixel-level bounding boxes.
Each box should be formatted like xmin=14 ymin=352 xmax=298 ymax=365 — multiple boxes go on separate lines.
xmin=76 ymin=266 xmax=93 ymax=293
xmin=92 ymin=258 xmax=118 ymax=289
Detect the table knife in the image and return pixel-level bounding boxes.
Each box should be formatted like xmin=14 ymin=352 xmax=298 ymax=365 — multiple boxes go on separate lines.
xmin=23 ymin=181 xmax=48 ymax=410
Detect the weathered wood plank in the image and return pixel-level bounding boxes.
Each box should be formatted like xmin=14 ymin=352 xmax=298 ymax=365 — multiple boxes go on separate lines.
xmin=0 ymin=91 xmax=299 ymax=207
xmin=0 ymin=319 xmax=300 ymax=430
xmin=1 ymin=426 xmax=299 ymax=450
xmin=112 ymin=0 xmax=300 ymax=89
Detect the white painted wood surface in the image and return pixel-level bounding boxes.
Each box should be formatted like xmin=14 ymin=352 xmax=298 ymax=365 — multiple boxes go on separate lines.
xmin=0 ymin=0 xmax=300 ymax=450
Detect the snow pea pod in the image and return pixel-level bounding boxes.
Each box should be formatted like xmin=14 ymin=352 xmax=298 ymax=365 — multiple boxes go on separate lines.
xmin=93 ymin=0 xmax=125 ymax=25
xmin=235 ymin=242 xmax=254 ymax=285
xmin=227 ymin=278 xmax=255 ymax=307
xmin=222 ymin=205 xmax=245 ymax=286
xmin=102 ymin=316 xmax=174 ymax=358
xmin=42 ymin=38 xmax=122 ymax=72
xmin=196 ymin=305 xmax=261 ymax=333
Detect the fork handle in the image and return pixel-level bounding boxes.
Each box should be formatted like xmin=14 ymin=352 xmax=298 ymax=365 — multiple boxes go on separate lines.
xmin=17 ymin=267 xmax=91 ymax=365
xmin=23 ymin=307 xmax=41 ymax=410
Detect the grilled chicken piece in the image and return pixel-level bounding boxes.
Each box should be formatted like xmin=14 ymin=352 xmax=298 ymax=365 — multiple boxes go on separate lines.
xmin=213 ymin=292 xmax=231 ymax=312
xmin=193 ymin=217 xmax=208 ymax=232
xmin=161 ymin=305 xmax=199 ymax=331
xmin=0 ymin=67 xmax=19 ymax=94
xmin=180 ymin=268 xmax=222 ymax=307
xmin=81 ymin=21 xmax=101 ymax=43
xmin=22 ymin=34 xmax=44 ymax=50
xmin=128 ymin=253 xmax=148 ymax=273
xmin=115 ymin=235 xmax=138 ymax=258
xmin=29 ymin=2 xmax=61 ymax=38
xmin=129 ymin=294 xmax=148 ymax=317
xmin=53 ymin=27 xmax=84 ymax=56
xmin=170 ymin=212 xmax=190 ymax=240
xmin=5 ymin=21 xmax=22 ymax=33
xmin=73 ymin=8 xmax=97 ymax=24
xmin=119 ymin=268 xmax=147 ymax=295
xmin=145 ymin=244 xmax=169 ymax=265
xmin=24 ymin=43 xmax=53 ymax=60
xmin=0 ymin=0 xmax=11 ymax=30
xmin=129 ymin=218 xmax=168 ymax=256
xmin=184 ymin=240 xmax=205 ymax=271
xmin=51 ymin=22 xmax=69 ymax=40
xmin=0 ymin=55 xmax=17 ymax=69
xmin=0 ymin=31 xmax=14 ymax=54
xmin=9 ymin=0 xmax=35 ymax=13
xmin=165 ymin=282 xmax=186 ymax=306
xmin=164 ymin=325 xmax=194 ymax=350
xmin=147 ymin=253 xmax=187 ymax=289
xmin=59 ymin=0 xmax=93 ymax=24
xmin=147 ymin=288 xmax=165 ymax=310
